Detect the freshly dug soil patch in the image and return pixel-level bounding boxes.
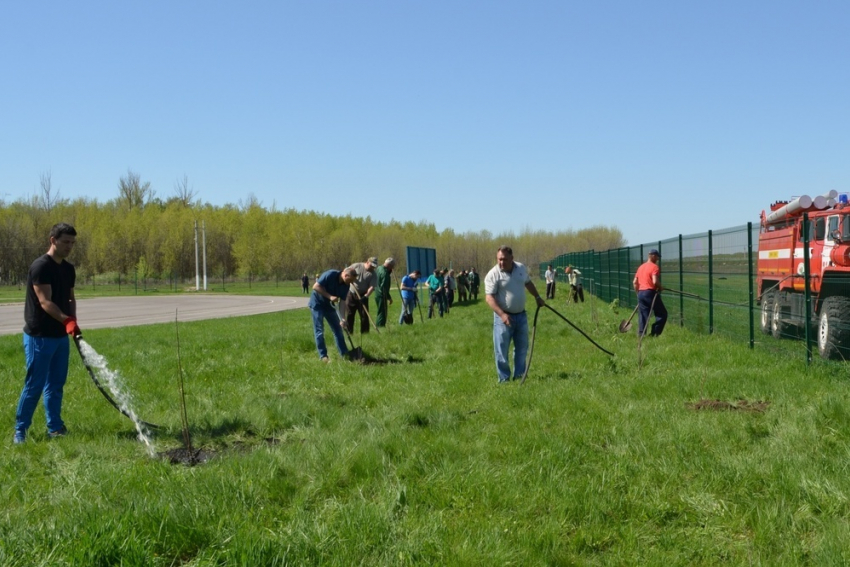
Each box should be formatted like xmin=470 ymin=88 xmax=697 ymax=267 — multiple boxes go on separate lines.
xmin=686 ymin=399 xmax=770 ymax=412
xmin=160 ymin=437 xmax=281 ymax=465
xmin=160 ymin=447 xmax=216 ymax=466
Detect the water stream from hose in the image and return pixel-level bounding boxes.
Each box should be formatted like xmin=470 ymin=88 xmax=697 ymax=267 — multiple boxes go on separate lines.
xmin=76 ymin=339 xmax=156 ymax=456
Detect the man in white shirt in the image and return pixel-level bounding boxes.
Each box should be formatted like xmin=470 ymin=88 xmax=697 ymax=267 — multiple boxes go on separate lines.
xmin=485 ymin=246 xmax=546 ymax=383
xmin=544 ymin=264 xmax=556 ymax=300
xmin=565 ymin=265 xmax=584 ymax=303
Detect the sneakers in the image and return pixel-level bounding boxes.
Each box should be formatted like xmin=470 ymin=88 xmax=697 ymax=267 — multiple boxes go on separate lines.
xmin=48 ymin=426 xmax=68 ymax=439
xmin=320 ymin=356 xmax=330 ymax=363
xmin=13 ymin=432 xmax=25 ymax=445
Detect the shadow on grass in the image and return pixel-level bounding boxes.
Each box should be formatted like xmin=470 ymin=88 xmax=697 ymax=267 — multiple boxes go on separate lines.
xmin=359 ymin=355 xmax=426 ymax=366
xmin=523 ymin=371 xmax=585 ymax=382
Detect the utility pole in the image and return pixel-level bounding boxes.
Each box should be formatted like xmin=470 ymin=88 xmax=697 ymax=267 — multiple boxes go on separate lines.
xmin=194 ymin=220 xmax=200 ymax=291
xmin=202 ymin=220 xmax=208 ymax=291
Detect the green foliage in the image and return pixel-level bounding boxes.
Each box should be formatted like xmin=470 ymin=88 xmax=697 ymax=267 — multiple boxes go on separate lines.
xmin=0 ymin=194 xmax=623 ymax=286
xmin=2 ymin=296 xmax=850 ymax=563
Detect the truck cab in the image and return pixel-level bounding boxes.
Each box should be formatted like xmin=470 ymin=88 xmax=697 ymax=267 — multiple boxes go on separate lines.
xmin=757 ymin=191 xmax=850 ymax=359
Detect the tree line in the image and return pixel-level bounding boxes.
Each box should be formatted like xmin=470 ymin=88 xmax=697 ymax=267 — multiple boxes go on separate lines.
xmin=0 ymin=171 xmax=625 ymax=284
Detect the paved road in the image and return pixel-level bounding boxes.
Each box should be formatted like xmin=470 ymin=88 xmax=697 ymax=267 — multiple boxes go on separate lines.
xmin=0 ymin=295 xmax=309 ymax=336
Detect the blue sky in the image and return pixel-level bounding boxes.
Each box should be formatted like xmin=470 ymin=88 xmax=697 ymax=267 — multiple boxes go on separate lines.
xmin=2 ymin=1 xmax=847 ymax=246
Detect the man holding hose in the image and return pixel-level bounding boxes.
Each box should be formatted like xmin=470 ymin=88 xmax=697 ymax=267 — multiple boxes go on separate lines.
xmin=14 ymin=223 xmax=80 ymax=444
xmin=633 ymin=248 xmax=668 ymax=337
xmin=485 ymin=245 xmax=546 ymax=383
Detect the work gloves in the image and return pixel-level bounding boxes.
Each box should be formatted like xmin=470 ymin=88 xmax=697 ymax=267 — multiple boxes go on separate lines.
xmin=64 ymin=316 xmax=81 ymax=337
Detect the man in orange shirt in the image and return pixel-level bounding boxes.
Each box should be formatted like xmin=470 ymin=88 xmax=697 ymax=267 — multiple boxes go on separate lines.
xmin=633 ymin=249 xmax=667 ymax=337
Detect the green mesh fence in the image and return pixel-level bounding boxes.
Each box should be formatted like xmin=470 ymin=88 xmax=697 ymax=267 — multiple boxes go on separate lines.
xmin=540 ymin=218 xmax=850 ymax=366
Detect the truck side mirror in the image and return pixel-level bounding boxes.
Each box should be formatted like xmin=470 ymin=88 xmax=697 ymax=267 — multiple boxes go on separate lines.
xmin=831 ymin=229 xmax=843 ymax=243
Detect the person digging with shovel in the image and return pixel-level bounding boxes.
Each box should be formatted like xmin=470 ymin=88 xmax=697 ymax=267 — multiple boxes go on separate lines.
xmin=309 ymin=267 xmax=359 ymax=362
xmin=398 ymin=269 xmax=421 ymax=325
xmin=633 ymin=248 xmax=668 ymax=337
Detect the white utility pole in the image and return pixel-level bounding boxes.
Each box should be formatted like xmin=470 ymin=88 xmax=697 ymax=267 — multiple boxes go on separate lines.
xmin=202 ymin=220 xmax=208 ymax=291
xmin=194 ymin=220 xmax=200 ymax=291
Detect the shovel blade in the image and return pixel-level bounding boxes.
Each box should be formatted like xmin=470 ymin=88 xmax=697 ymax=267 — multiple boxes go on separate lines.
xmin=347 ymin=347 xmax=364 ymax=361
xmin=618 ymin=320 xmax=632 ymax=333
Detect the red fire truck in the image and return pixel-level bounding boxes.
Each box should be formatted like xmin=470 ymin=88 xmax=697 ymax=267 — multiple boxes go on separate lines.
xmin=758 ymin=190 xmax=850 ymax=359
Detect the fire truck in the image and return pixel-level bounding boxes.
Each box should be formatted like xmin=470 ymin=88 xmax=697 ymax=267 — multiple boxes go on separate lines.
xmin=757 ymin=189 xmax=850 ymax=359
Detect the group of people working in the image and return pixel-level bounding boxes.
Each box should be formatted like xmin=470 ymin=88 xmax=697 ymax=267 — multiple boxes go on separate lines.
xmin=308 ymin=257 xmax=484 ymax=361
xmin=422 ymin=267 xmax=480 ymax=319
xmin=9 ymin=219 xmax=670 ymax=447
xmin=309 ymin=245 xmax=669 ymax=383
xmin=543 ymin=264 xmax=584 ymax=304
xmin=13 ymin=227 xmax=670 ymax=445
xmin=308 ymin=256 xmax=401 ymax=362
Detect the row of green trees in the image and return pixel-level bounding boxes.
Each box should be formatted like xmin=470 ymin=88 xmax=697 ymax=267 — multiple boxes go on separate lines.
xmin=0 ymin=173 xmax=625 ymax=284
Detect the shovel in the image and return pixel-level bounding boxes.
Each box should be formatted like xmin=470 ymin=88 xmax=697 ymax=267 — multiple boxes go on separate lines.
xmin=334 ymin=305 xmax=363 ymax=361
xmin=619 ymin=304 xmax=640 ymax=333
xmin=352 ymin=288 xmax=380 ymax=334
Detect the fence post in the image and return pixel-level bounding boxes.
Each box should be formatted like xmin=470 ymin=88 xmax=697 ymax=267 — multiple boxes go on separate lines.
xmin=708 ymin=230 xmax=714 ymax=334
xmin=639 ymin=244 xmax=644 ymax=309
xmin=748 ymin=222 xmax=754 ymax=349
xmin=803 ymin=213 xmax=812 ymax=365
xmin=679 ymin=235 xmax=684 ymax=327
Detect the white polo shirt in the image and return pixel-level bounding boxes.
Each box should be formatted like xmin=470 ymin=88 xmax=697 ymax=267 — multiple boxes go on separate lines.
xmin=485 ymin=261 xmax=531 ymax=314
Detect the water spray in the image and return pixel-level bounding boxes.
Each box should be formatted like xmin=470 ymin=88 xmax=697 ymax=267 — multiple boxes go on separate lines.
xmin=74 ymin=335 xmax=157 ymax=454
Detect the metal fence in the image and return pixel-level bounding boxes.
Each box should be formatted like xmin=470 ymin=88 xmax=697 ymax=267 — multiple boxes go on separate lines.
xmin=541 ymin=218 xmax=845 ymax=366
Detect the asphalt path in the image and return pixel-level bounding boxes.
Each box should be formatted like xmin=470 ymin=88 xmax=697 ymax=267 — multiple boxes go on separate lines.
xmin=0 ymin=295 xmax=309 ymax=336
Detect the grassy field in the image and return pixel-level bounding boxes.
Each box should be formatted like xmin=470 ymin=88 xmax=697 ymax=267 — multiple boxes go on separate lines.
xmin=2 ymin=291 xmax=850 ymax=565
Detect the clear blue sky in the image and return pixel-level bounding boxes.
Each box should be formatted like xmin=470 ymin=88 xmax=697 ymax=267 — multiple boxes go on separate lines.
xmin=2 ymin=1 xmax=847 ymax=246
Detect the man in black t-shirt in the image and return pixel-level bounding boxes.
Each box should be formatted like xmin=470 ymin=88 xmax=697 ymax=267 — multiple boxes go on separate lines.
xmin=14 ymin=223 xmax=79 ymax=444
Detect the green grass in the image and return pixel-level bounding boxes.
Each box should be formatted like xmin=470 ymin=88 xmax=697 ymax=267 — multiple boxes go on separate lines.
xmin=2 ymin=295 xmax=850 ymax=565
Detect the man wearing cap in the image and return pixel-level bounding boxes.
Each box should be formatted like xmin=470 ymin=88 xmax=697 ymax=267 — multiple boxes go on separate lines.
xmin=565 ymin=265 xmax=584 ymax=303
xmin=485 ymin=245 xmax=546 ymax=383
xmin=345 ymin=257 xmax=378 ymax=334
xmin=633 ymin=249 xmax=667 ymax=337
xmin=374 ymin=257 xmax=395 ymax=328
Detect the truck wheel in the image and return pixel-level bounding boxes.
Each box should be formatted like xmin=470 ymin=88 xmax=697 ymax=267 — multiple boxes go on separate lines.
xmin=760 ymin=290 xmax=774 ymax=335
xmin=772 ymin=292 xmax=793 ymax=339
xmin=818 ymin=297 xmax=850 ymax=360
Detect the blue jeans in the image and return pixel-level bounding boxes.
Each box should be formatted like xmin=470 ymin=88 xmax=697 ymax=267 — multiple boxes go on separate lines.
xmin=493 ymin=311 xmax=529 ymax=382
xmin=311 ymin=306 xmax=349 ymax=359
xmin=399 ymin=296 xmax=417 ymax=324
xmin=638 ymin=290 xmax=668 ymax=336
xmin=16 ymin=334 xmax=70 ymax=435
